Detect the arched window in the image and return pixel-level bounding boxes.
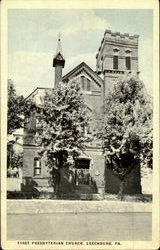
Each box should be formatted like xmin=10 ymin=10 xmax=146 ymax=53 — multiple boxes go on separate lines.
xmin=125 ymin=49 xmax=132 ymax=70
xmin=81 ymin=76 xmax=85 ymax=90
xmin=113 ymin=55 xmax=118 ymax=69
xmin=81 ymin=76 xmax=91 ymax=91
xmin=113 ymin=48 xmax=119 ymax=70
xmin=34 ymin=158 xmax=41 ymax=176
xmin=126 ymin=56 xmax=131 ymax=70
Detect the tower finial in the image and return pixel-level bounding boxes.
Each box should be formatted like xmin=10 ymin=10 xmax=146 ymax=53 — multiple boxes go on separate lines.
xmin=56 ymin=33 xmax=63 ymax=55
xmin=58 ymin=32 xmax=61 ymax=41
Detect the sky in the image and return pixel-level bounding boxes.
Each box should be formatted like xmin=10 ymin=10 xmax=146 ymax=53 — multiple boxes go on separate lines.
xmin=8 ymin=9 xmax=153 ymax=97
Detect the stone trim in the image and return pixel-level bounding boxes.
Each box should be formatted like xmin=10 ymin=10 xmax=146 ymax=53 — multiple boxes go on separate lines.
xmin=103 ymin=55 xmax=138 ymax=60
xmin=97 ymin=30 xmax=139 ymax=55
xmin=97 ymin=41 xmax=137 ymax=60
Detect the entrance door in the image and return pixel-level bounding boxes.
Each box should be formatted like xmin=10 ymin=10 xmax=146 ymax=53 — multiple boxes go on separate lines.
xmin=75 ymin=159 xmax=90 ymax=185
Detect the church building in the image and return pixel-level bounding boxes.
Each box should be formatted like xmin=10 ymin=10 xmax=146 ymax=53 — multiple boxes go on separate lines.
xmin=22 ymin=30 xmax=141 ymax=197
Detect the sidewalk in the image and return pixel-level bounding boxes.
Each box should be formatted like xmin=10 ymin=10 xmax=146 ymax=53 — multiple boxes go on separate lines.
xmin=7 ymin=199 xmax=152 ymax=214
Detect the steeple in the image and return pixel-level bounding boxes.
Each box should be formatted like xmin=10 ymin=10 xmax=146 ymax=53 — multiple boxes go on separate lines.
xmin=56 ymin=33 xmax=63 ymax=55
xmin=53 ymin=33 xmax=65 ymax=87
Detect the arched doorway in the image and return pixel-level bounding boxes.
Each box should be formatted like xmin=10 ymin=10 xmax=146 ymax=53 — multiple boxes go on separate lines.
xmin=75 ymin=158 xmax=90 ymax=185
xmin=74 ymin=158 xmax=97 ymax=194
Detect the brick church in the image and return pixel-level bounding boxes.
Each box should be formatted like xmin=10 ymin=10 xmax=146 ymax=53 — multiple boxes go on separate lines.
xmin=22 ymin=30 xmax=141 ymax=196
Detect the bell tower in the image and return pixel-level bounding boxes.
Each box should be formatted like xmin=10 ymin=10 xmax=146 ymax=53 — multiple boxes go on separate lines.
xmin=96 ymin=30 xmax=139 ymax=101
xmin=53 ymin=33 xmax=65 ymax=87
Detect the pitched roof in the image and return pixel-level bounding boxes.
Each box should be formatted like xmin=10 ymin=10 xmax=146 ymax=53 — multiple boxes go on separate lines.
xmin=25 ymin=63 xmax=103 ymax=101
xmin=25 ymin=87 xmax=52 ymax=100
xmin=62 ymin=62 xmax=103 ymax=87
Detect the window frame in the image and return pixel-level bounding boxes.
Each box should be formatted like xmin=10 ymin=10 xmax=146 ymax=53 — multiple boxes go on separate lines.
xmin=125 ymin=56 xmax=131 ymax=70
xmin=81 ymin=76 xmax=91 ymax=92
xmin=113 ymin=55 xmax=118 ymax=70
xmin=34 ymin=158 xmax=41 ymax=176
xmin=81 ymin=76 xmax=85 ymax=90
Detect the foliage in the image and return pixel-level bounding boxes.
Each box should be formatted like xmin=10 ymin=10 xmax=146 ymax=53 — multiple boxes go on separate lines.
xmin=7 ymin=80 xmax=25 ymax=135
xmin=7 ymin=144 xmax=23 ymax=169
xmin=99 ymin=75 xmax=152 ymax=192
xmin=35 ymin=81 xmax=91 ymax=184
xmin=7 ymin=79 xmax=35 ymax=174
xmin=8 ymin=79 xmax=35 ymax=135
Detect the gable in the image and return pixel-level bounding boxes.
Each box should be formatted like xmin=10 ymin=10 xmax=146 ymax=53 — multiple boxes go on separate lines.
xmin=62 ymin=62 xmax=103 ymax=88
xmin=26 ymin=88 xmax=52 ymax=105
xmin=63 ymin=63 xmax=103 ymax=114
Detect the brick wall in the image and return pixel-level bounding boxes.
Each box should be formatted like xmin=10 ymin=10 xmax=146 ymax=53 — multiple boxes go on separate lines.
xmin=23 ymin=146 xmax=38 ymax=177
xmin=23 ymin=145 xmax=51 ymax=189
xmin=105 ymin=164 xmax=141 ymax=194
xmin=84 ymin=94 xmax=102 ymax=114
xmin=104 ymin=73 xmax=117 ymax=96
xmin=70 ymin=72 xmax=102 ymax=113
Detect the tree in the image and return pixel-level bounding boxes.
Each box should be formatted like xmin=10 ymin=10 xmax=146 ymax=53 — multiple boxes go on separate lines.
xmin=99 ymin=75 xmax=152 ymax=199
xmin=35 ymin=81 xmax=91 ymax=193
xmin=7 ymin=79 xmax=24 ymax=135
xmin=7 ymin=79 xmax=33 ymax=170
xmin=7 ymin=144 xmax=23 ymax=170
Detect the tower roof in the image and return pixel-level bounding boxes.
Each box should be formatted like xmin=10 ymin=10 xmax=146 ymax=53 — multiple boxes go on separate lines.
xmin=53 ymin=33 xmax=65 ymax=68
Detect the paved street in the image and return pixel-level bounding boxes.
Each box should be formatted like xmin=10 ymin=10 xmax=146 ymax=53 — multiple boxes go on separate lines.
xmin=7 ymin=212 xmax=151 ymax=241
